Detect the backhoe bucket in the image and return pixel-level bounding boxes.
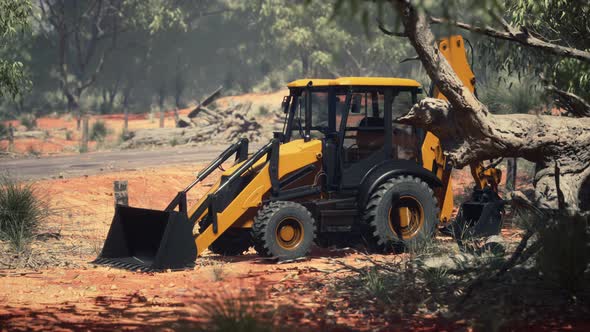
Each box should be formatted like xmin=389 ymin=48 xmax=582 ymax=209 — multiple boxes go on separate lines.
xmin=449 ymin=188 xmax=505 ymax=240
xmin=93 ymin=205 xmax=197 ymax=271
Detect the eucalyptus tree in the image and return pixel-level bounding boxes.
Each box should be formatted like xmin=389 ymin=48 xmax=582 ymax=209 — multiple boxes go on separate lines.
xmin=0 ymin=0 xmax=31 ymax=99
xmin=356 ymin=0 xmax=590 ymax=210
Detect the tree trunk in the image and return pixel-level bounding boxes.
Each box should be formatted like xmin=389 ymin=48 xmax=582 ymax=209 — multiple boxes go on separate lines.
xmin=301 ymin=53 xmax=309 ymax=76
xmin=506 ymin=158 xmax=517 ymax=191
xmin=7 ymin=123 xmax=14 ymax=152
xmin=122 ymin=85 xmax=132 ymax=132
xmin=66 ymin=92 xmax=81 ymax=130
xmin=158 ymin=89 xmax=166 ymax=128
xmin=390 ymin=0 xmax=590 ymax=211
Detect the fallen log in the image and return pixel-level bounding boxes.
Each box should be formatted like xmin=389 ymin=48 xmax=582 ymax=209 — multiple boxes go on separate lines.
xmin=187 ymin=86 xmax=223 ymax=119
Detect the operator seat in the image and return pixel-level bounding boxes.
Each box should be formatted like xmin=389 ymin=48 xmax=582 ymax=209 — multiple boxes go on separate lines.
xmin=355 ymin=117 xmax=385 ymax=158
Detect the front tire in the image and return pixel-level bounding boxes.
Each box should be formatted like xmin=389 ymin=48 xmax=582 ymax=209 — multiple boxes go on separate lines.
xmin=252 ymin=201 xmax=316 ymax=260
xmin=362 ymin=175 xmax=439 ymax=251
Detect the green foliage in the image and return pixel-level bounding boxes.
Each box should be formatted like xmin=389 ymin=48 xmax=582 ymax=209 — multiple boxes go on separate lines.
xmin=196 ymin=290 xmax=273 ymax=332
xmin=18 ymin=113 xmax=35 ymax=129
xmin=0 ymin=122 xmax=7 ymax=138
xmin=480 ymin=0 xmax=590 ymax=101
xmin=257 ymin=105 xmax=269 ymax=116
xmin=169 ymin=137 xmax=178 ymax=147
xmin=0 ymin=174 xmax=48 ymax=251
xmin=361 ymin=267 xmax=391 ymax=302
xmin=478 ymin=73 xmax=545 ymax=114
xmin=0 ymin=0 xmax=31 ymax=99
xmin=26 ymin=144 xmax=39 ymax=156
xmin=90 ymin=120 xmax=107 ymax=142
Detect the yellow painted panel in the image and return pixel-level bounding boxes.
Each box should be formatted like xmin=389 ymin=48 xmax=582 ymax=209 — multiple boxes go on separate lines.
xmin=287 ymin=77 xmax=421 ymax=88
xmin=421 ymin=35 xmax=478 ymax=224
xmin=194 ymin=139 xmax=322 ymax=256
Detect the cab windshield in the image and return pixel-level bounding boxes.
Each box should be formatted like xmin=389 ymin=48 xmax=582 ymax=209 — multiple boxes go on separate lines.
xmin=290 ymin=90 xmax=329 ymax=139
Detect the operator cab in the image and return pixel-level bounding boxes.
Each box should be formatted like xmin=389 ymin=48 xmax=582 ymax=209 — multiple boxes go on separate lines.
xmin=280 ymin=77 xmax=424 ymax=192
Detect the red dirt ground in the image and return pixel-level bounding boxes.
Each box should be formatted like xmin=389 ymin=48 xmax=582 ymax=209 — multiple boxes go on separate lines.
xmin=1 ymin=161 xmax=586 ymax=331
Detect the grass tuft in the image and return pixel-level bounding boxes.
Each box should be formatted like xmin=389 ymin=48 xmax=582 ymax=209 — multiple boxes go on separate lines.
xmin=0 ymin=174 xmax=49 ymax=252
xmin=90 ymin=120 xmax=108 ymax=141
xmin=196 ymin=290 xmax=273 ymax=332
xmin=19 ymin=114 xmax=36 ymax=130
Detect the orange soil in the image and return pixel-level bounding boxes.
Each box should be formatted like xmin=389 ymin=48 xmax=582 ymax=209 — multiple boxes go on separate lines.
xmin=0 ymin=162 xmax=449 ymax=331
xmin=0 ymin=161 xmax=581 ymax=331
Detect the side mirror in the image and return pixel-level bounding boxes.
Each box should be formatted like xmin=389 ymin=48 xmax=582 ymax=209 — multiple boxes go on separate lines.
xmin=351 ymin=95 xmax=362 ymax=113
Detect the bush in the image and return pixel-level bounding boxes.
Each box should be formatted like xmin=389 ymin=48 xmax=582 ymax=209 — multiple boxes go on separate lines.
xmin=90 ymin=120 xmax=107 ymax=141
xmin=169 ymin=137 xmax=179 ymax=147
xmin=258 ymin=106 xmax=269 ymax=116
xmin=0 ymin=122 xmax=7 ymax=138
xmin=0 ymin=175 xmax=49 ymax=251
xmin=196 ymin=290 xmax=273 ymax=332
xmin=535 ymin=213 xmax=589 ymax=293
xmin=27 ymin=145 xmax=40 ymax=156
xmin=19 ymin=114 xmax=36 ymax=130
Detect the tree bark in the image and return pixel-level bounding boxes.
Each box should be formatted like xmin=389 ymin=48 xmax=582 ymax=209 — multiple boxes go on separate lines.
xmin=390 ymin=0 xmax=590 ymax=211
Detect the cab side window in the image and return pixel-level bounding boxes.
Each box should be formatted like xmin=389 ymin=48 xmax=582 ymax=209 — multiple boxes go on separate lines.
xmin=391 ymin=91 xmax=418 ymax=160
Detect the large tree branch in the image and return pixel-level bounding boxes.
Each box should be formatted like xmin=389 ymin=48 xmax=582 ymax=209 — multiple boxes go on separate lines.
xmin=429 ymin=16 xmax=590 ymax=64
xmin=390 ymin=0 xmax=590 ymax=210
xmin=545 ymin=85 xmax=590 ymax=117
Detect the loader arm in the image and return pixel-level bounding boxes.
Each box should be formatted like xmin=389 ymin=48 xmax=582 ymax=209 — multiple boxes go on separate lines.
xmin=423 ymin=35 xmax=502 ymax=223
xmin=190 ymin=139 xmax=322 ymax=256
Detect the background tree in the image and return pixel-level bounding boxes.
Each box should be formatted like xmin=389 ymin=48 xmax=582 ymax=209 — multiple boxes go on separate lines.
xmin=362 ymin=0 xmax=590 ymax=210
xmin=0 ymin=0 xmax=31 ymax=99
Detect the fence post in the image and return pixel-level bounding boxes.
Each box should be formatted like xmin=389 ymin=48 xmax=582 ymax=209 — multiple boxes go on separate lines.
xmin=114 ymin=180 xmax=128 ymax=206
xmin=159 ymin=107 xmax=165 ymax=128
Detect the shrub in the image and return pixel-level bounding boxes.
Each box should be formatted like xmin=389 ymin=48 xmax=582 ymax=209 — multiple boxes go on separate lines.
xmin=27 ymin=145 xmax=40 ymax=156
xmin=258 ymin=106 xmax=269 ymax=116
xmin=0 ymin=122 xmax=7 ymax=138
xmin=535 ymin=213 xmax=589 ymax=293
xmin=169 ymin=137 xmax=179 ymax=147
xmin=19 ymin=114 xmax=36 ymax=130
xmin=0 ymin=175 xmax=49 ymax=251
xmin=90 ymin=120 xmax=107 ymax=141
xmin=196 ymin=290 xmax=273 ymax=332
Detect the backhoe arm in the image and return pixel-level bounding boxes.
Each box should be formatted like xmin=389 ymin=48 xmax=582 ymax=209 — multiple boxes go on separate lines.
xmin=426 ymin=36 xmax=502 ymax=224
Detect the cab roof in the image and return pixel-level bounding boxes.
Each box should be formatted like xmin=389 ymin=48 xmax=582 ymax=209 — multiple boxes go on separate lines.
xmin=286 ymin=77 xmax=421 ymax=88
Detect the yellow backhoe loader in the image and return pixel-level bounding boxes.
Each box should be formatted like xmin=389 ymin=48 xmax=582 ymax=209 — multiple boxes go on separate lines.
xmin=95 ymin=35 xmax=504 ymax=271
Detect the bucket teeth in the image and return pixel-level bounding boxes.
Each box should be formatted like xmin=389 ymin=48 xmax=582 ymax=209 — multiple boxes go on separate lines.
xmin=91 ymin=257 xmax=195 ymax=272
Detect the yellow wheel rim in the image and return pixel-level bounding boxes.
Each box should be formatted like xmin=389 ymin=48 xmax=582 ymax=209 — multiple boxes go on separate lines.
xmin=276 ymin=218 xmax=304 ymax=249
xmin=388 ymin=196 xmax=424 ymax=239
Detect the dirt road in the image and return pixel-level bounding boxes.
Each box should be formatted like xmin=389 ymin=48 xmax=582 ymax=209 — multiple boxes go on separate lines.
xmin=0 ymin=145 xmax=261 ymax=180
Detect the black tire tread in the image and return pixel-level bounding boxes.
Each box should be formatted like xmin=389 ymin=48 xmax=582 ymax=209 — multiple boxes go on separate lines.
xmin=252 ymin=201 xmax=316 ymax=258
xmin=362 ymin=175 xmax=440 ymax=250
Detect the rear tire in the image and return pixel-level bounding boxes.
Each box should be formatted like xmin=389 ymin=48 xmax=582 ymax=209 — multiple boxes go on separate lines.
xmin=198 ymin=218 xmax=252 ymax=256
xmin=252 ymin=201 xmax=316 ymax=260
xmin=362 ymin=175 xmax=439 ymax=252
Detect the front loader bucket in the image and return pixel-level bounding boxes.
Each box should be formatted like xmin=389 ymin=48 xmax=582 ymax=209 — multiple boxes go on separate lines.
xmin=93 ymin=205 xmax=197 ymax=271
